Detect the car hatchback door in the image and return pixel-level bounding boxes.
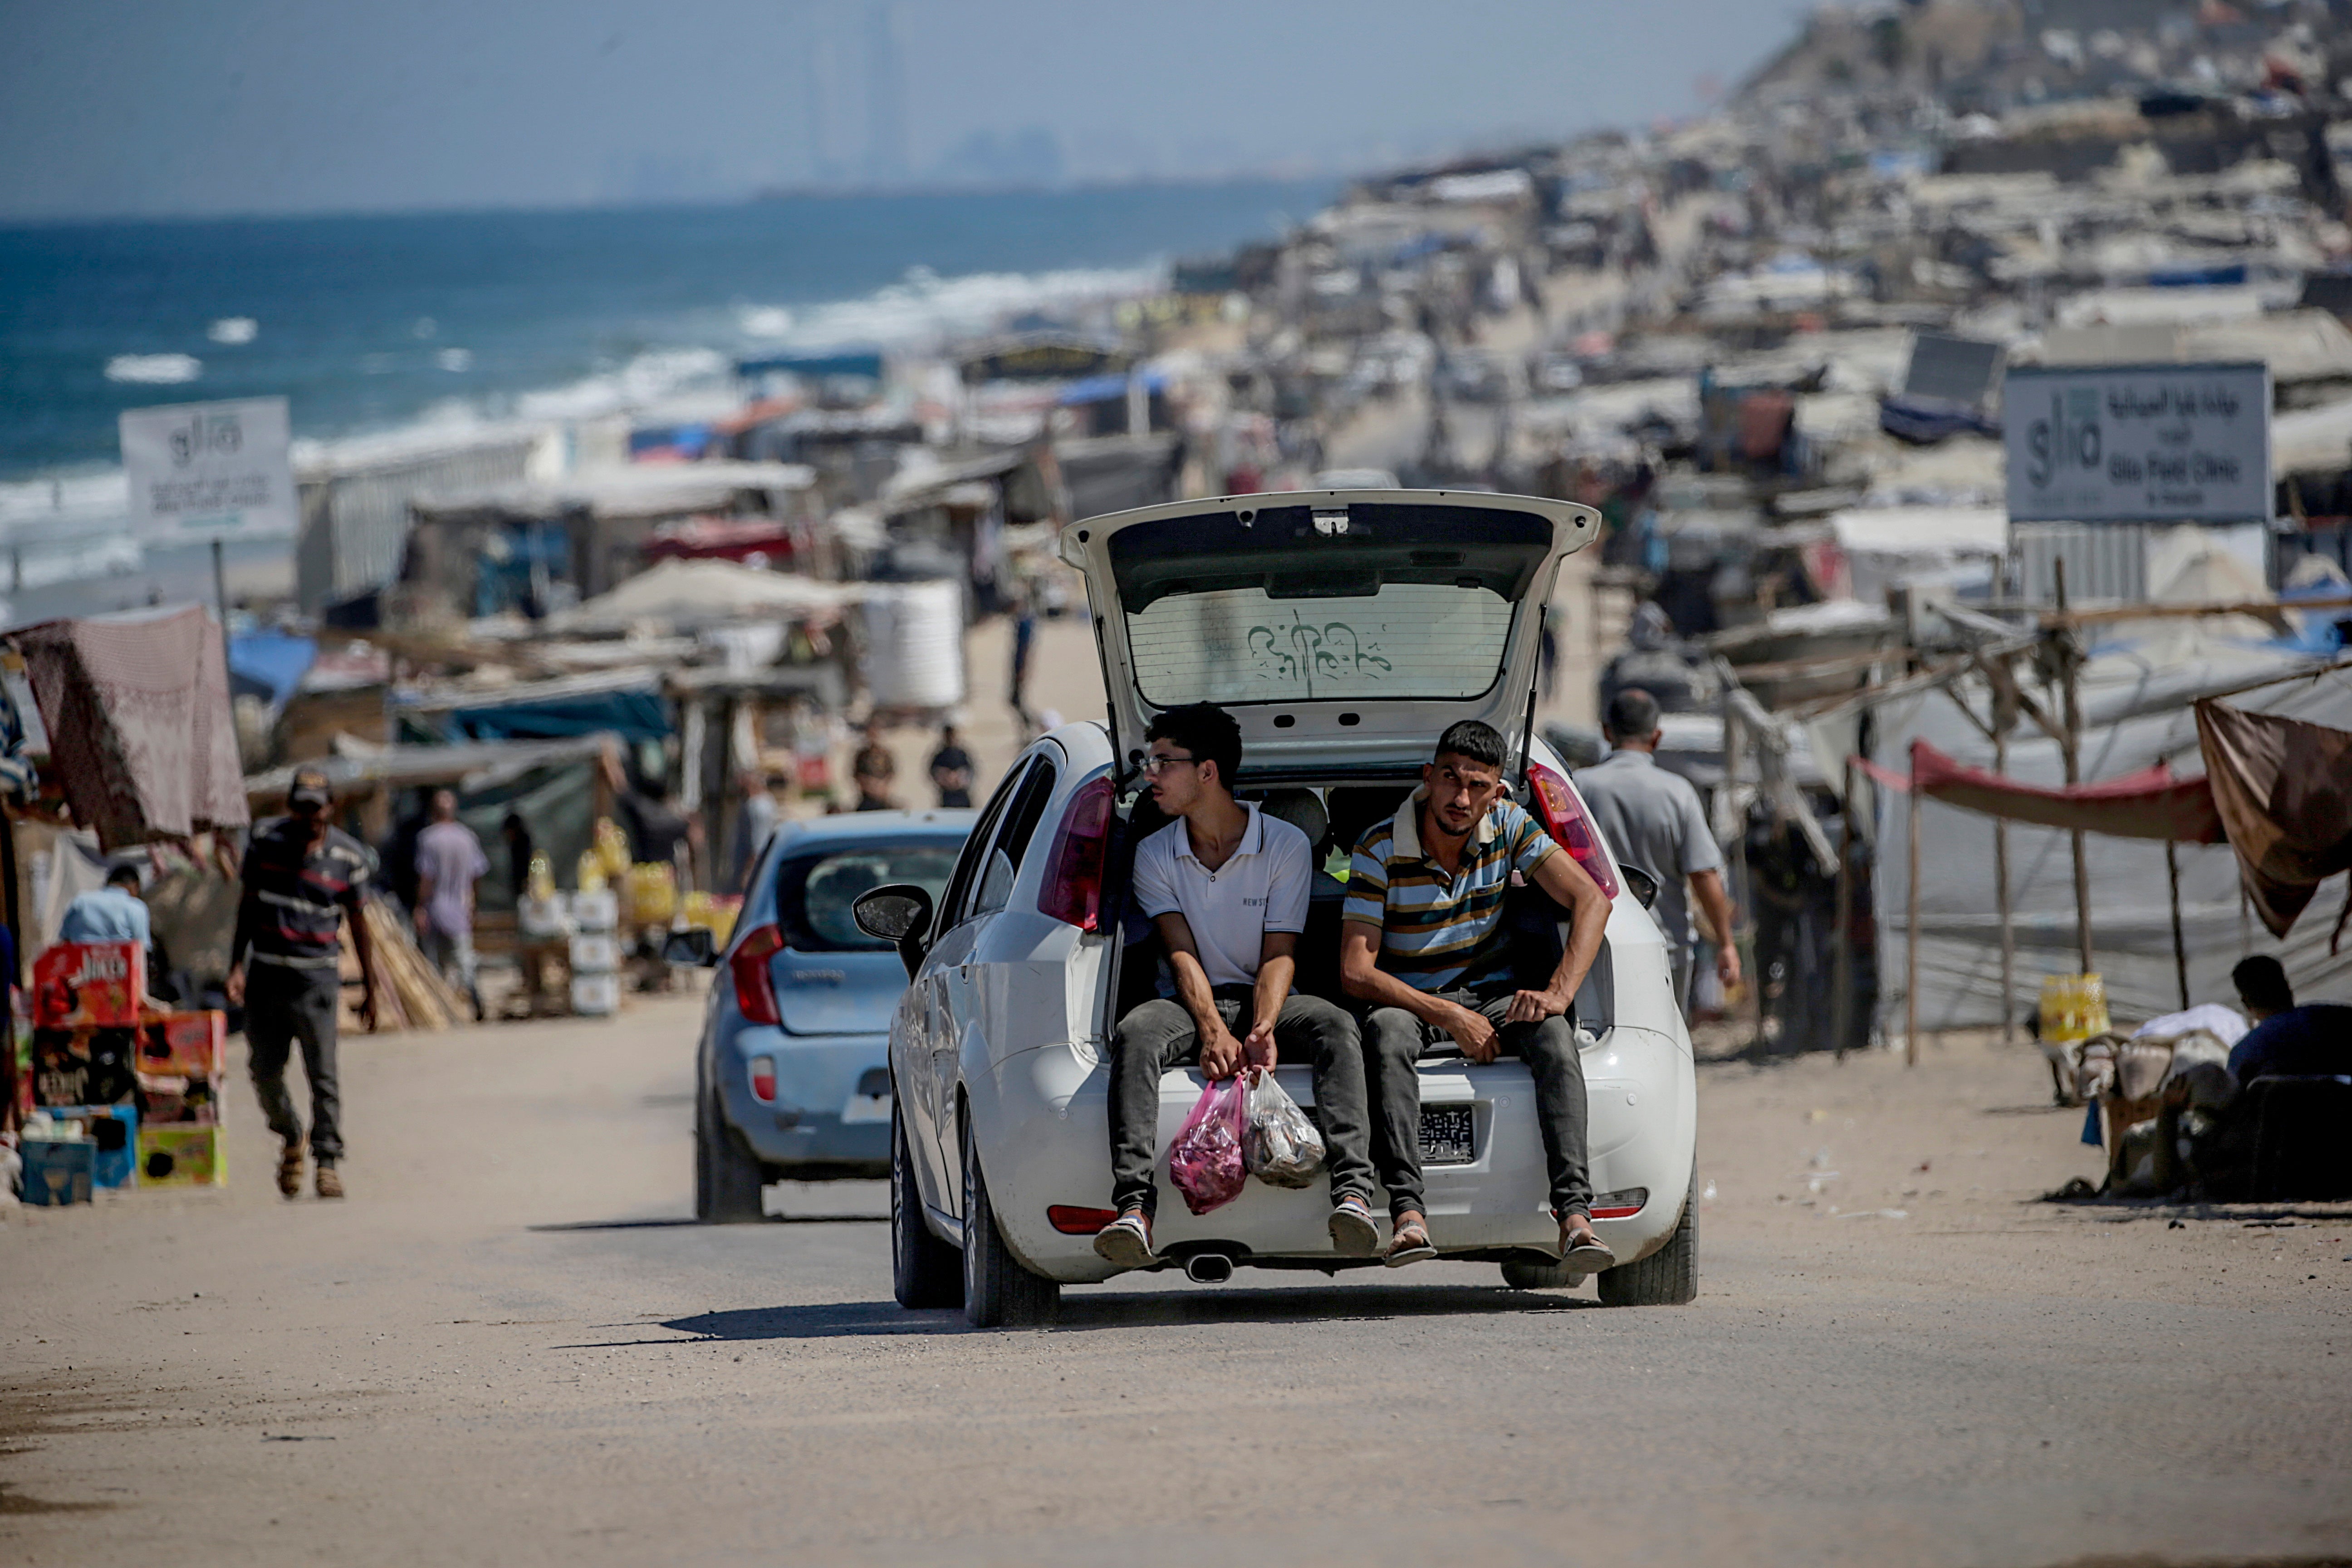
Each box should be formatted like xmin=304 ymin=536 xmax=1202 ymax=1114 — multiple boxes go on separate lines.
xmin=1057 ymin=490 xmax=1600 ymax=774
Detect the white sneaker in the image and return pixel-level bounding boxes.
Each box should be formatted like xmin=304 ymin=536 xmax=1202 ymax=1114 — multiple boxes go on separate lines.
xmin=1092 ymin=1208 xmax=1154 ymax=1269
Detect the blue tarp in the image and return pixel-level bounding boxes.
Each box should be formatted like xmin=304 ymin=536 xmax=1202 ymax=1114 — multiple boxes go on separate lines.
xmin=1056 ymin=370 xmax=1169 ymax=406
xmin=735 ymin=350 xmax=886 ymax=381
xmin=439 ymin=688 xmax=671 ymax=745
xmin=226 ymin=633 xmax=318 ymax=711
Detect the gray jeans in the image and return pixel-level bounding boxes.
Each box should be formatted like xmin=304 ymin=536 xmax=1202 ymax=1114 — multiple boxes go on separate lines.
xmin=1360 ymin=988 xmax=1592 ymax=1222
xmin=1107 ymin=988 xmax=1374 ymax=1220
xmin=246 ymin=963 xmax=345 ymax=1163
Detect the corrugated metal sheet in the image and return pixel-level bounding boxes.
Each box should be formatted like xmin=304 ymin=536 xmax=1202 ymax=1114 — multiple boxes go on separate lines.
xmin=2012 ymin=521 xmax=2150 ymax=603
xmin=295 ymin=439 xmax=539 ymax=611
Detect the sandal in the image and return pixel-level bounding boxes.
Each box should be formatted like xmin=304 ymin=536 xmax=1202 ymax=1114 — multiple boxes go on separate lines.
xmin=276 ymin=1144 xmax=304 ymax=1199
xmin=1556 ymin=1215 xmax=1615 ymax=1273
xmin=1383 ymin=1213 xmax=1438 ymax=1268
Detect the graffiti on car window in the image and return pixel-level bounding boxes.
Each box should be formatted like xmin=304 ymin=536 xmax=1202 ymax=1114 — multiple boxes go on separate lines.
xmin=1247 ymin=617 xmax=1391 ymax=695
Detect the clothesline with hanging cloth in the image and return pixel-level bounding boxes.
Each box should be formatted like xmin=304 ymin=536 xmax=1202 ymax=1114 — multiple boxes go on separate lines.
xmin=1848 ymin=739 xmax=2226 ymax=843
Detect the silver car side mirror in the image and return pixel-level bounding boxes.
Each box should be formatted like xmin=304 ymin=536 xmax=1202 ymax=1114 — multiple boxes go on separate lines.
xmin=1618 ymin=863 xmax=1661 ymax=911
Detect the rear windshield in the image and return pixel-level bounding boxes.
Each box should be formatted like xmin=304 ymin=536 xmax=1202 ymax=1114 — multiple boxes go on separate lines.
xmin=1127 ymin=583 xmax=1515 ymax=706
xmin=778 ymin=844 xmax=960 ymax=952
xmin=1107 ymin=501 xmax=1551 ymax=709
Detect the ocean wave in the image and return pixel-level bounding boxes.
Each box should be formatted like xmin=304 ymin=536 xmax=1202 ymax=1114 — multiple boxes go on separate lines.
xmin=746 ymin=261 xmax=1164 ymax=353
xmin=514 ymin=346 xmax=735 ymax=422
xmin=105 ymin=353 xmax=203 ymax=384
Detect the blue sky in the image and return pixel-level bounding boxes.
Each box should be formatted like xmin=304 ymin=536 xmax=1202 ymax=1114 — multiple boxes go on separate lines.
xmin=0 ymin=0 xmax=1800 ymax=219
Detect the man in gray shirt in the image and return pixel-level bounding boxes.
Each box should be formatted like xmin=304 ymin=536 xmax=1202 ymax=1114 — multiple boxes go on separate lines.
xmin=1575 ymin=688 xmax=1740 ymax=1007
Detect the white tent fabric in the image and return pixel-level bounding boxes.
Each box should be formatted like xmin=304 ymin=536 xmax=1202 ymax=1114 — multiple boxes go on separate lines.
xmin=1870 ymin=638 xmax=2352 ymax=1037
xmin=545 ymin=559 xmax=856 ymax=636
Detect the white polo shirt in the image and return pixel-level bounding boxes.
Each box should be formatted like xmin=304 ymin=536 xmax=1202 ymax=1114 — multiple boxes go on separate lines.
xmin=1131 ymin=804 xmax=1313 ymax=990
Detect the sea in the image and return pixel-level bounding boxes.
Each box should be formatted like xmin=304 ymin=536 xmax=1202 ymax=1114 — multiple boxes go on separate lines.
xmin=0 ymin=178 xmax=1331 ymax=620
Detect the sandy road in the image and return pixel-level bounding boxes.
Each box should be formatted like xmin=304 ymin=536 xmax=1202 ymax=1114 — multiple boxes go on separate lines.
xmin=3 ymin=1005 xmax=2348 ymax=1568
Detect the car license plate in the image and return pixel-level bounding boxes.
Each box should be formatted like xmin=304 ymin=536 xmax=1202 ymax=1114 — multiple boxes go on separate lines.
xmin=1419 ymin=1105 xmax=1475 ymax=1165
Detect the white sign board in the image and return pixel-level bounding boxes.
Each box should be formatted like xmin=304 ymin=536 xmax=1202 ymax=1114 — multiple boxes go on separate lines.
xmin=118 ymin=396 xmax=297 ymax=538
xmin=2003 ymin=362 xmax=2271 ymax=524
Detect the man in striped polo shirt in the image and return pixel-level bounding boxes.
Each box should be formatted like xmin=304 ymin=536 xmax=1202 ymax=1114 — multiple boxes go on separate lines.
xmin=228 ymin=767 xmax=380 ymax=1200
xmin=1339 ymin=720 xmax=1614 ymax=1270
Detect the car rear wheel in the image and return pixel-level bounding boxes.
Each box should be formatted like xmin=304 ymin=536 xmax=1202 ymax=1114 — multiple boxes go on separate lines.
xmin=695 ymin=1082 xmax=766 ymax=1223
xmin=893 ymin=1095 xmax=962 ymax=1309
xmin=1596 ymin=1172 xmax=1698 ymax=1306
xmin=960 ymin=1114 xmax=1058 ymax=1328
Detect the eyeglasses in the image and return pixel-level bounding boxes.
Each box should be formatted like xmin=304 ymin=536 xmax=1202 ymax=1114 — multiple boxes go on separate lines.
xmin=1139 ymin=753 xmax=1199 ymax=776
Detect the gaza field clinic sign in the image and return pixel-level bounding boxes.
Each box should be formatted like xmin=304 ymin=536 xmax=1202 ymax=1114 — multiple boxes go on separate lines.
xmin=2004 ymin=362 xmax=2271 ymax=524
xmin=118 ymin=396 xmax=297 ymax=537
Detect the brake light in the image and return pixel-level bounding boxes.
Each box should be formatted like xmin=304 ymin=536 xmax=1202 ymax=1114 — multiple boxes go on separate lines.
xmin=1048 ymin=1204 xmax=1121 ymax=1235
xmin=1526 ymin=762 xmax=1620 ymax=901
xmin=748 ymin=1055 xmax=777 ymax=1103
xmin=730 ymin=922 xmax=786 ymax=1025
xmin=1037 ymin=775 xmax=1115 ymax=930
xmin=1589 ymin=1187 xmax=1648 ymax=1219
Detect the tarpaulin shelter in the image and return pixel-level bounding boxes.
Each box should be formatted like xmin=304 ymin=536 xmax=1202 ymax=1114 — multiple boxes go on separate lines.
xmin=1871 ymin=635 xmax=2352 ymax=1032
xmin=392 ymin=669 xmax=671 ymax=746
xmin=15 ymin=606 xmax=249 ymax=850
xmin=2194 ymin=699 xmax=2352 ymax=944
xmin=1888 ymin=739 xmax=2225 ymax=844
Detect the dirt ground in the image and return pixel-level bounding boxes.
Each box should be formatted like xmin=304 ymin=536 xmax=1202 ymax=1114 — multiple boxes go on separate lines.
xmin=4 ymin=1002 xmax=2346 ymax=1568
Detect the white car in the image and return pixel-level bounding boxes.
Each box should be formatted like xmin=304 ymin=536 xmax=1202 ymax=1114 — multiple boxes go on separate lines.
xmin=855 ymin=489 xmax=1698 ymax=1326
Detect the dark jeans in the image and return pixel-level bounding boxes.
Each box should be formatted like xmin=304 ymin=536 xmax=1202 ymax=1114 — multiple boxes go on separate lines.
xmin=1107 ymin=988 xmax=1373 ymax=1220
xmin=247 ymin=964 xmax=345 ymax=1163
xmin=1361 ymin=988 xmax=1592 ymax=1222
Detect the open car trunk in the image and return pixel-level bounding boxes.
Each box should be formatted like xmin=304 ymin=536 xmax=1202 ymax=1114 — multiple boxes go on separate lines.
xmin=1058 ymin=490 xmax=1601 ymax=778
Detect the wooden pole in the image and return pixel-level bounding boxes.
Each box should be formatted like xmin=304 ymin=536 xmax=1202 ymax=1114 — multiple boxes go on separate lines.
xmin=1906 ymin=741 xmax=1921 ymax=1068
xmin=1724 ymin=704 xmax=1755 ymax=1045
xmin=2166 ymin=838 xmax=2190 ymax=1011
xmin=1993 ymin=730 xmax=2016 ymax=1045
xmin=2053 ymin=557 xmax=2094 ymax=974
xmin=1833 ymin=752 xmax=1856 ymax=1063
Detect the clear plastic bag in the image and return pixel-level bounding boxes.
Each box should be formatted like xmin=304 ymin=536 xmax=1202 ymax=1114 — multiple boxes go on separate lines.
xmin=1168 ymin=1074 xmax=1249 ymax=1215
xmin=1242 ymin=1068 xmax=1326 ymax=1189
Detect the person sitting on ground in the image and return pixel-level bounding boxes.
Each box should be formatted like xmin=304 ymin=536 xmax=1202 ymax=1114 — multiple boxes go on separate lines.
xmin=1575 ymin=686 xmax=1739 ymax=1008
xmin=2226 ymin=956 xmax=2352 ymax=1082
xmin=59 ymin=864 xmax=152 ymax=947
xmin=1339 ymin=720 xmax=1614 ymax=1270
xmin=1093 ymin=703 xmax=1380 ymax=1269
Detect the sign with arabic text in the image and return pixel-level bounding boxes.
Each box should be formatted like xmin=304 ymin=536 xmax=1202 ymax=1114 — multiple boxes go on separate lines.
xmin=2004 ymin=362 xmax=2270 ymax=524
xmin=118 ymin=396 xmax=297 ymax=538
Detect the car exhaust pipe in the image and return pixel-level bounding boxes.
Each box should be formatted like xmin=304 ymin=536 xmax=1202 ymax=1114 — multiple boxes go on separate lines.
xmin=1182 ymin=1254 xmax=1235 ymax=1285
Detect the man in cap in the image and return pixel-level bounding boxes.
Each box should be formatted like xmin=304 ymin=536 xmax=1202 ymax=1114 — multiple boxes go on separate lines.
xmin=228 ymin=767 xmax=379 ymax=1200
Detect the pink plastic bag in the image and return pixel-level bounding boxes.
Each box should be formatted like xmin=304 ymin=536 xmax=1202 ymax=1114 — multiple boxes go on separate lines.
xmin=1168 ymin=1073 xmax=1249 ymax=1215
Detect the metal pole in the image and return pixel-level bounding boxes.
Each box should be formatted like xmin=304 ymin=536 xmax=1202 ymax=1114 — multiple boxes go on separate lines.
xmin=211 ymin=538 xmax=231 ymax=632
xmin=2053 ymin=557 xmax=2094 ymax=974
xmin=1833 ymin=752 xmax=1856 ymax=1063
xmin=2166 ymin=838 xmax=2190 ymax=1010
xmin=1906 ymin=740 xmax=1921 ymax=1068
xmin=1993 ymin=730 xmax=2016 ymax=1045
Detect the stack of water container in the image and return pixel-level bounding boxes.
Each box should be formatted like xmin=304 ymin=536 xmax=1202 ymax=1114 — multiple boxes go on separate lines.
xmin=569 ymin=883 xmax=621 ymax=1017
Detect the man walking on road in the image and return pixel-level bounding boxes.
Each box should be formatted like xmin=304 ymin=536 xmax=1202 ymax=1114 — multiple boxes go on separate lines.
xmin=415 ymin=788 xmax=489 ymax=1022
xmin=1093 ymin=703 xmax=1380 ymax=1269
xmin=1339 ymin=720 xmax=1614 ymax=1271
xmin=229 ymin=767 xmax=379 ymax=1200
xmin=928 ymin=724 xmax=974 ymax=808
xmin=1576 ymin=687 xmax=1740 ymax=1008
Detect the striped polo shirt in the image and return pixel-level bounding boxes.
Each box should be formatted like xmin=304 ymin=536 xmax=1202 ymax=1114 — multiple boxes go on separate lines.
xmin=1343 ymin=789 xmax=1558 ymax=992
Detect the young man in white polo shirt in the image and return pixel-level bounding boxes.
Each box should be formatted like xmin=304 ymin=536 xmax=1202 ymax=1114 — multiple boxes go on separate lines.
xmin=1094 ymin=703 xmax=1379 ymax=1268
